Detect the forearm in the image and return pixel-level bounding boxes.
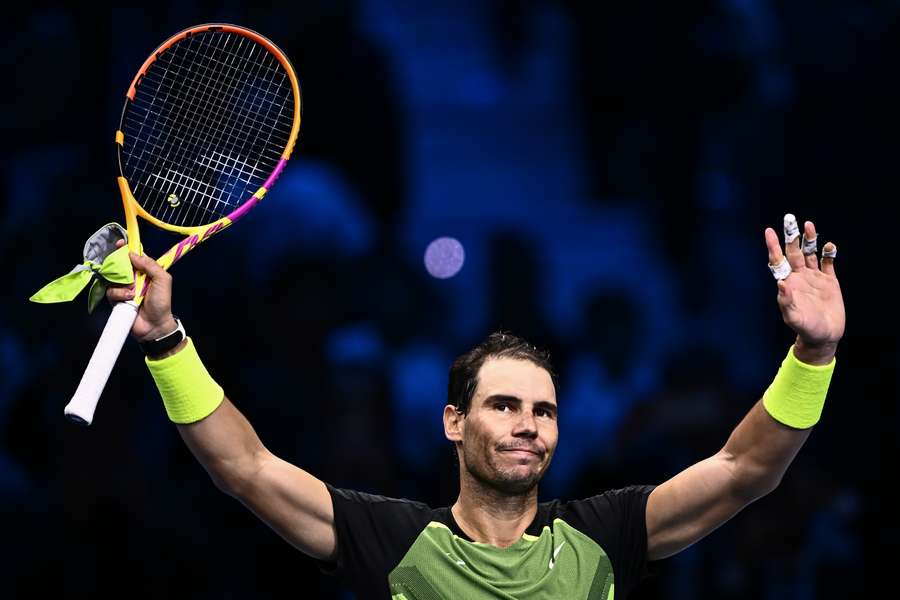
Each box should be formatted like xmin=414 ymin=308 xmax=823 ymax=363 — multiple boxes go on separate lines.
xmin=722 ymin=398 xmax=812 ymax=498
xmin=147 ymin=338 xmax=267 ymax=494
xmin=175 ymin=394 xmax=268 ymax=494
xmin=723 ymin=339 xmax=836 ymax=497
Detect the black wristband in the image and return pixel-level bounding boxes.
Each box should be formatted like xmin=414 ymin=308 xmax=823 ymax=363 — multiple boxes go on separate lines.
xmin=139 ymin=317 xmax=186 ymax=357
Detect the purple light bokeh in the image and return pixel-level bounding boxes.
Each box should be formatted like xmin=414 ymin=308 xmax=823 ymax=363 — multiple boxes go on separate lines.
xmin=424 ymin=237 xmax=465 ymax=279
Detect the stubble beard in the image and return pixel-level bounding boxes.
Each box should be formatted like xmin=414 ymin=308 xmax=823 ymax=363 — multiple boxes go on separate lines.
xmin=462 ymin=442 xmax=547 ymax=496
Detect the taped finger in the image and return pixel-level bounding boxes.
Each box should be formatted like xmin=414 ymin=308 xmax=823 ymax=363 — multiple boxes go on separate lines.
xmin=784 ymin=214 xmax=800 ymax=244
xmin=801 ymin=232 xmax=818 ymax=255
xmin=768 ymin=257 xmax=792 ymax=280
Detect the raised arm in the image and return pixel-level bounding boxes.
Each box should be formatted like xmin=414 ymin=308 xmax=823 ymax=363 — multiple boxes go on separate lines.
xmin=644 ymin=216 xmax=844 ymax=561
xmin=107 ymin=241 xmax=337 ymax=562
xmin=645 ymin=392 xmax=812 ymax=561
xmin=174 ymin=393 xmax=336 ymax=562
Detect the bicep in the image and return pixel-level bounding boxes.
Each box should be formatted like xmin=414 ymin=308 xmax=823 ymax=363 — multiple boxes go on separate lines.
xmin=645 ymin=451 xmax=762 ymax=561
xmin=230 ymin=451 xmax=337 ymax=561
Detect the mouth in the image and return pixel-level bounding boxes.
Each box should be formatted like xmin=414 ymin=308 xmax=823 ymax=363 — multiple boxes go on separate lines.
xmin=500 ymin=448 xmax=540 ymax=459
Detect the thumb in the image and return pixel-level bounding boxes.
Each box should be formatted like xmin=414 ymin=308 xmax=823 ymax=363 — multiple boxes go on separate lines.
xmin=777 ymin=280 xmax=793 ymax=306
xmin=129 ymin=251 xmax=166 ymax=279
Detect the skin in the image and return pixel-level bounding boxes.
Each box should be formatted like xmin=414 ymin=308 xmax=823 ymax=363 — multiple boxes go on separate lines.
xmin=108 ymin=238 xmax=185 ymax=358
xmin=763 ymin=220 xmax=843 ymax=364
xmin=104 ymin=215 xmax=847 ymax=564
xmin=644 ymin=217 xmax=846 ymax=561
xmin=443 ymin=357 xmax=559 ymax=548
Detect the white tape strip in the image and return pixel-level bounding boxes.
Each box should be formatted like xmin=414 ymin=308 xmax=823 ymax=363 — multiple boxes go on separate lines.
xmin=801 ymin=233 xmax=817 ymax=256
xmin=768 ymin=257 xmax=791 ymax=280
xmin=783 ymin=213 xmax=800 ymax=244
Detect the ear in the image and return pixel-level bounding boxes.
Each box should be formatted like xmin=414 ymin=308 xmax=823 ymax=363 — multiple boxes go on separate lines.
xmin=444 ymin=404 xmax=464 ymax=443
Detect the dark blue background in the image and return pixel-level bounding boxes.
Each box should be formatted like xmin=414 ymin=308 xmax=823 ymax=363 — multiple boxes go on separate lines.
xmin=3 ymin=1 xmax=894 ymax=597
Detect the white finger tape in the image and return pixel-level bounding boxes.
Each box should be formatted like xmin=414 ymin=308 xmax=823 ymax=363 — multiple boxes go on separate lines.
xmin=801 ymin=233 xmax=817 ymax=256
xmin=769 ymin=257 xmax=791 ymax=280
xmin=783 ymin=214 xmax=800 ymax=244
xmin=822 ymin=246 xmax=837 ymax=259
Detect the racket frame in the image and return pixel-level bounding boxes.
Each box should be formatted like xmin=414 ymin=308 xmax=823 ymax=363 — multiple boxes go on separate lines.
xmin=64 ymin=23 xmax=301 ymax=425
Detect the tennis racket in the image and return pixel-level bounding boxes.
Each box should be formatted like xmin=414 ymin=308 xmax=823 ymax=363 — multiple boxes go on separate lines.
xmin=64 ymin=23 xmax=302 ymax=425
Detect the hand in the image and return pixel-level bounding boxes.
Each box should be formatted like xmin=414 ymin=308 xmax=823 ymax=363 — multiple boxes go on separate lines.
xmin=765 ymin=217 xmax=845 ymax=358
xmin=106 ymin=239 xmax=177 ymax=343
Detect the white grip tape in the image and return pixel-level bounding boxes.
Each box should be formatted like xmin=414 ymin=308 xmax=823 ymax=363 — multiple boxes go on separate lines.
xmin=64 ymin=301 xmax=139 ymax=425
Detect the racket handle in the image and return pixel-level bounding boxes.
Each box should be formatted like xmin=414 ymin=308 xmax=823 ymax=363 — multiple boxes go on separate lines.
xmin=64 ymin=301 xmax=139 ymax=425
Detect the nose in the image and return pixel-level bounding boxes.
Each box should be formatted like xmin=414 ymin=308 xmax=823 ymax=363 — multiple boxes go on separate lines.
xmin=511 ymin=412 xmax=538 ymax=437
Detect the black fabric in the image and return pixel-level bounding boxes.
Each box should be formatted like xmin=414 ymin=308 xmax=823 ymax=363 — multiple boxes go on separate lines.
xmin=313 ymin=482 xmax=659 ymax=599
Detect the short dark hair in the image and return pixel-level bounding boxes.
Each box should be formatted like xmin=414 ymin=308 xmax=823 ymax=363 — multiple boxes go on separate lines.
xmin=448 ymin=330 xmax=558 ymax=414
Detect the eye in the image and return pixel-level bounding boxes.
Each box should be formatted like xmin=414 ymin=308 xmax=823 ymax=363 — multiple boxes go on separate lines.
xmin=495 ymin=402 xmax=511 ymax=412
xmin=536 ymin=408 xmax=553 ymax=418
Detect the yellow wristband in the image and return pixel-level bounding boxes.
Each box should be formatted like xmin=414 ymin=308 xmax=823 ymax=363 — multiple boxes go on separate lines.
xmin=762 ymin=345 xmax=835 ymax=429
xmin=145 ymin=337 xmax=224 ymax=424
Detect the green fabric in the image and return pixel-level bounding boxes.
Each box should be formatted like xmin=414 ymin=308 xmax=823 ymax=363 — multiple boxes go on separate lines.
xmin=30 ymin=245 xmax=134 ymax=314
xmin=388 ymin=519 xmax=613 ymax=599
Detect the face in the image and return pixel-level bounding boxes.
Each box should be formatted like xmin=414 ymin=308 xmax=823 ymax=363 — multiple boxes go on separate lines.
xmin=446 ymin=357 xmax=558 ymax=495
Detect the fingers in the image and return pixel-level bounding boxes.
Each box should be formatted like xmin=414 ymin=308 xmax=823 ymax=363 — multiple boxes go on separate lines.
xmin=783 ymin=214 xmax=804 ymax=271
xmin=767 ymin=215 xmax=838 ymax=282
xmin=128 ymin=251 xmax=167 ymax=280
xmin=107 ymin=285 xmax=135 ymax=303
xmin=114 ymin=239 xmax=166 ymax=280
xmin=116 ymin=240 xmax=171 ymax=279
xmin=821 ymin=242 xmax=837 ymax=276
xmin=108 ymin=240 xmax=133 ymax=304
xmin=802 ymin=221 xmax=819 ymax=270
xmin=766 ymin=227 xmax=791 ymax=280
xmin=107 ymin=240 xmax=170 ymax=305
xmin=765 ymin=227 xmax=784 ymax=266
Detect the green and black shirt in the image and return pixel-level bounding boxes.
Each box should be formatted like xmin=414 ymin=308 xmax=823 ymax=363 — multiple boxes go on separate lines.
xmin=314 ymin=482 xmax=658 ymax=599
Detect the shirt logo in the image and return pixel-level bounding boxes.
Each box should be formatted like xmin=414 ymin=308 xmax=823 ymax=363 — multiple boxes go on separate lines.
xmin=445 ymin=552 xmax=467 ymax=568
xmin=549 ymin=541 xmax=566 ymax=569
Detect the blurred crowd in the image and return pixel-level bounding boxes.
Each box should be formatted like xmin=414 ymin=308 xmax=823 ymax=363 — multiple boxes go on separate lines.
xmin=3 ymin=1 xmax=892 ymax=598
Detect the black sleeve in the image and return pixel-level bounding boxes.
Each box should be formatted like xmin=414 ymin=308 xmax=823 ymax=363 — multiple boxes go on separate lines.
xmin=313 ymin=483 xmax=433 ymax=599
xmin=561 ymin=484 xmax=658 ymax=598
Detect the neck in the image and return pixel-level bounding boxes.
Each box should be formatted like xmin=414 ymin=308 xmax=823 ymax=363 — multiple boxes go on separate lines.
xmin=451 ymin=465 xmax=539 ymax=548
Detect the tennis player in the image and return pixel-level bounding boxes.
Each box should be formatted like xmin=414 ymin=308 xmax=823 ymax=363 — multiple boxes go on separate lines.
xmin=106 ymin=214 xmax=844 ymax=599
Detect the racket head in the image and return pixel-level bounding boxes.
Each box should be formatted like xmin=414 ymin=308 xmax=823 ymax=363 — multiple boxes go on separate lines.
xmin=116 ymin=23 xmax=302 ymax=238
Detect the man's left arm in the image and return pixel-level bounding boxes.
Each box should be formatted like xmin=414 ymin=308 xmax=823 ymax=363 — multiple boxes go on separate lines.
xmin=644 ymin=215 xmax=845 ymax=561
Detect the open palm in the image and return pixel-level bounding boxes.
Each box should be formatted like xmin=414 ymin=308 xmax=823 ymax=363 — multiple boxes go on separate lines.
xmin=765 ymin=217 xmax=845 ymax=348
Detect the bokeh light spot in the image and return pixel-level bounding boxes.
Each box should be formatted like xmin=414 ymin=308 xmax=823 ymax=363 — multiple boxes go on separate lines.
xmin=424 ymin=237 xmax=465 ymax=279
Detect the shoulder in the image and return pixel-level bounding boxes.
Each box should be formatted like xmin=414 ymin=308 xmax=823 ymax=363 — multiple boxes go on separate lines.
xmin=326 ymin=482 xmax=433 ymax=510
xmin=561 ymin=484 xmax=657 ymax=509
xmin=324 ymin=482 xmax=436 ymax=526
xmin=315 ymin=485 xmax=440 ymax=583
xmin=555 ymin=484 xmax=658 ymax=528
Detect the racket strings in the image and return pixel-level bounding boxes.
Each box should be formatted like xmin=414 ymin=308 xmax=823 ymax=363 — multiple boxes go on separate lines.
xmin=121 ymin=30 xmax=295 ymax=228
xmin=134 ymin=32 xmax=290 ymax=225
xmin=137 ymin=34 xmax=286 ymax=195
xmin=133 ymin=36 xmax=292 ymax=161
xmin=152 ymin=34 xmax=277 ymax=226
xmin=145 ymin=42 xmax=290 ymax=135
xmin=131 ymin=35 xmax=281 ymax=225
xmin=127 ymin=36 xmax=250 ymax=223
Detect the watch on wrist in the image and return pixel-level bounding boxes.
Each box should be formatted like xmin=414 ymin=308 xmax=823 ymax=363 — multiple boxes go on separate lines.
xmin=139 ymin=317 xmax=186 ymax=356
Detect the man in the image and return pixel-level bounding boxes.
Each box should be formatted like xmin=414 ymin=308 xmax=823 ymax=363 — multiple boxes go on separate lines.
xmin=107 ymin=214 xmax=844 ymax=598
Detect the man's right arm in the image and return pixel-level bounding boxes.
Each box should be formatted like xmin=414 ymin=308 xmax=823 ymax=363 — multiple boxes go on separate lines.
xmin=175 ymin=393 xmax=338 ymax=562
xmin=108 ymin=244 xmax=337 ymax=563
